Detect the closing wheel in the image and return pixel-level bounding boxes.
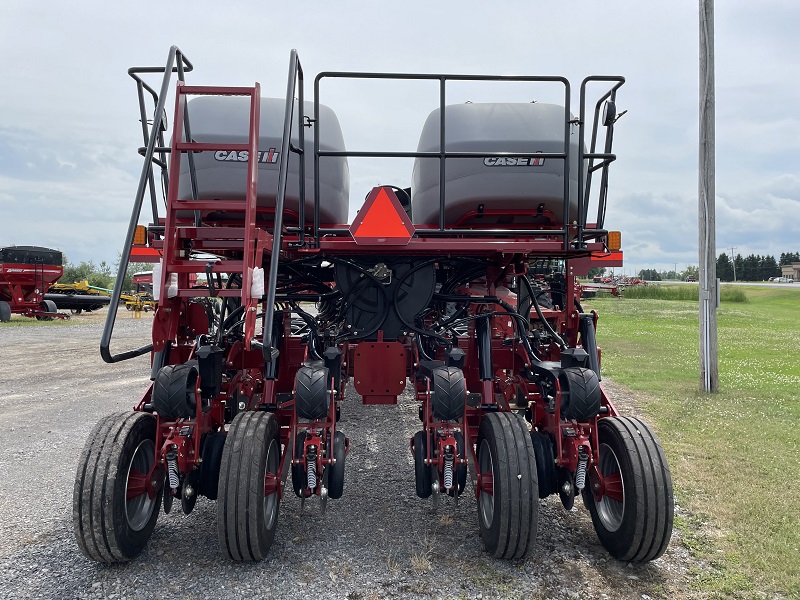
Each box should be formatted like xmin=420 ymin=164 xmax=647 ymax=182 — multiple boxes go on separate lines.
xmin=0 ymin=300 xmax=11 ymax=323
xmin=152 ymin=363 xmax=198 ymax=420
xmin=560 ymin=367 xmax=601 ymax=421
xmin=413 ymin=430 xmax=432 ymax=498
xmin=295 ymin=366 xmax=330 ymax=420
xmin=583 ymin=416 xmax=674 ymax=563
xmin=530 ymin=431 xmax=558 ymax=499
xmin=73 ymin=412 xmax=162 ymax=563
xmin=430 ymin=366 xmax=466 ymax=421
xmin=327 ymin=430 xmax=346 ymax=500
xmin=291 ymin=430 xmax=308 ymax=497
xmin=217 ymin=412 xmax=281 ymax=561
xmin=477 ymin=412 xmax=538 ymax=559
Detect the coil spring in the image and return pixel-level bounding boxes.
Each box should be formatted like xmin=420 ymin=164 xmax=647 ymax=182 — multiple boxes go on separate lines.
xmin=306 ymin=448 xmax=318 ymax=490
xmin=166 ymin=448 xmax=180 ymax=490
xmin=443 ymin=447 xmax=454 ymax=490
xmin=575 ymin=448 xmax=588 ymax=491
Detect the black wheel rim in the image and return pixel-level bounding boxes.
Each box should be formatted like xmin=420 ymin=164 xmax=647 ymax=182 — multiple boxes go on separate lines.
xmin=596 ymin=442 xmax=625 ymax=532
xmin=263 ymin=438 xmax=279 ymax=529
xmin=478 ymin=439 xmax=494 ymax=529
xmin=125 ymin=439 xmax=157 ymax=532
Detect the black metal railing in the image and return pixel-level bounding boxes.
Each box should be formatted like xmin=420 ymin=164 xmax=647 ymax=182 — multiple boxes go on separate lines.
xmin=260 ymin=49 xmax=304 ymax=368
xmin=312 ymin=72 xmax=624 ymax=251
xmin=101 ymin=46 xmax=193 ymax=363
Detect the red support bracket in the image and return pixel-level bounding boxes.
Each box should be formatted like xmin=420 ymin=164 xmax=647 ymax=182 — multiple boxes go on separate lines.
xmin=264 ymin=472 xmax=280 ymax=498
xmin=477 ymin=472 xmax=494 ymax=498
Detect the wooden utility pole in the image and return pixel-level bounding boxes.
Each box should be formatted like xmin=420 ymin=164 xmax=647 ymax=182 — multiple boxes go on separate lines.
xmin=699 ymin=0 xmax=718 ymax=392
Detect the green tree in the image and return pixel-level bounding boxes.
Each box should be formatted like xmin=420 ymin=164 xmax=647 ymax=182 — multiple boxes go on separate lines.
xmin=741 ymin=254 xmax=760 ymax=281
xmin=733 ymin=254 xmax=744 ymax=281
xmin=113 ymin=252 xmax=158 ymax=292
xmin=762 ymin=255 xmax=780 ymax=279
xmin=61 ymin=259 xmax=114 ymax=289
xmin=587 ymin=267 xmax=605 ymax=279
xmin=638 ymin=269 xmax=661 ymax=281
xmin=779 ymin=252 xmax=800 ymax=266
xmin=717 ymin=252 xmax=733 ymax=281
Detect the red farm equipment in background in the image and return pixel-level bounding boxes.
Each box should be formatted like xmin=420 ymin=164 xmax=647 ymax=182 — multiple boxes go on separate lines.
xmin=74 ymin=47 xmax=672 ymax=564
xmin=0 ymin=246 xmax=66 ymax=321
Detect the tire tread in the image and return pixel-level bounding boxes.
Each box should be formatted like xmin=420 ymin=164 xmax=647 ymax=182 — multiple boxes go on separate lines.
xmin=73 ymin=412 xmax=158 ymax=563
xmin=217 ymin=411 xmax=280 ymax=561
xmin=431 ymin=367 xmax=466 ymax=421
xmin=585 ymin=416 xmax=673 ymax=563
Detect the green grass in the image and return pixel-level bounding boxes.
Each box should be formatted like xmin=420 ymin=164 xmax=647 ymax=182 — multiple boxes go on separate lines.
xmin=586 ymin=287 xmax=800 ymax=597
xmin=0 ymin=315 xmax=74 ymax=327
xmin=621 ymin=283 xmax=748 ymax=302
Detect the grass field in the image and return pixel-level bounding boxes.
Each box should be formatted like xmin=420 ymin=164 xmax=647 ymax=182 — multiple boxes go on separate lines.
xmin=0 ymin=315 xmax=74 ymax=327
xmin=586 ymin=287 xmax=800 ymax=597
xmin=620 ymin=283 xmax=748 ymax=303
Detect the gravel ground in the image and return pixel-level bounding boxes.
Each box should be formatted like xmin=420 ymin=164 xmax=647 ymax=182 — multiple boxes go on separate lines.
xmin=0 ymin=310 xmax=700 ymax=599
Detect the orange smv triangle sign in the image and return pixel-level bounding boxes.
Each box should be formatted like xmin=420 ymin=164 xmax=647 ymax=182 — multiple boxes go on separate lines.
xmin=350 ymin=186 xmax=415 ymax=245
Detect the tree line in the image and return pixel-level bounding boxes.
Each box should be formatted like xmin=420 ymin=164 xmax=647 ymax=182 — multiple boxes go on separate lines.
xmin=628 ymin=252 xmax=798 ymax=282
xmin=716 ymin=252 xmax=797 ymax=282
xmin=61 ymin=257 xmax=154 ymax=292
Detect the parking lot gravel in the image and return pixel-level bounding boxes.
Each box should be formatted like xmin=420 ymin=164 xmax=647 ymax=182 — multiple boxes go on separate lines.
xmin=0 ymin=310 xmax=700 ymax=599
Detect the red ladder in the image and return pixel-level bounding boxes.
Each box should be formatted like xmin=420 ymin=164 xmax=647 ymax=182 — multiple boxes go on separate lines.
xmin=153 ymin=83 xmax=270 ymax=351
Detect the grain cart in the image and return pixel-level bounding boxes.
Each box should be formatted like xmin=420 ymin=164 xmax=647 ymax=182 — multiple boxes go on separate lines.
xmin=0 ymin=245 xmax=65 ymax=321
xmin=74 ymin=47 xmax=672 ymax=563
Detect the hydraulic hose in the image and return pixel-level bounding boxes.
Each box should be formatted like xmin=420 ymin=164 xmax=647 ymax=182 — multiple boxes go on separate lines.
xmin=520 ymin=275 xmax=567 ymax=349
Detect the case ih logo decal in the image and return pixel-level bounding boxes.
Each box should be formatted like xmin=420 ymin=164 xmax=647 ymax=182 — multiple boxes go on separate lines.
xmin=214 ymin=148 xmax=279 ymax=164
xmin=483 ymin=154 xmax=544 ymax=167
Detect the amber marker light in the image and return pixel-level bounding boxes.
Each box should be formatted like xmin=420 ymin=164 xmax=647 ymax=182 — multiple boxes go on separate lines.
xmin=607 ymin=231 xmax=621 ymax=252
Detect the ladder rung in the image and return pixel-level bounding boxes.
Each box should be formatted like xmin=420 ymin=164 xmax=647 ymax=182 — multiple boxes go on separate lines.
xmin=178 ymin=227 xmax=247 ymax=240
xmin=167 ymin=261 xmax=245 ymax=273
xmin=176 ymin=227 xmax=274 ymax=242
xmin=174 ymin=142 xmax=250 ymax=152
xmin=175 ymin=289 xmax=249 ymax=298
xmin=178 ymin=85 xmax=257 ymax=97
xmin=172 ymin=200 xmax=251 ymax=212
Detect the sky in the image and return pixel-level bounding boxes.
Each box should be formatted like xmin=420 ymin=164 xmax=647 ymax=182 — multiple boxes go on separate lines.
xmin=1 ymin=0 xmax=798 ymax=277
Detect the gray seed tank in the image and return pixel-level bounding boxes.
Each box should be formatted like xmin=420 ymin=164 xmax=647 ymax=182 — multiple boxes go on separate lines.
xmin=411 ymin=102 xmax=583 ymax=226
xmin=178 ymin=96 xmax=349 ymax=224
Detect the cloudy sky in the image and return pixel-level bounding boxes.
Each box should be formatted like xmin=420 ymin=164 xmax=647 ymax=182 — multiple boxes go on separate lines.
xmin=1 ymin=0 xmax=798 ymax=276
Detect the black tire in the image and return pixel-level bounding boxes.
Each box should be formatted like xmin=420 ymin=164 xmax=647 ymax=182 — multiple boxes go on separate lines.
xmin=36 ymin=299 xmax=58 ymax=321
xmin=0 ymin=300 xmax=10 ymax=323
xmin=291 ymin=430 xmax=307 ymax=497
xmin=73 ymin=412 xmax=161 ymax=563
xmin=152 ymin=363 xmax=198 ymax=420
xmin=529 ymin=281 xmax=553 ymax=310
xmin=295 ymin=366 xmax=329 ymax=420
xmin=561 ymin=367 xmax=601 ymax=421
xmin=217 ymin=412 xmax=281 ymax=561
xmin=583 ymin=417 xmax=673 ymax=563
xmin=413 ymin=430 xmax=431 ymax=498
xmin=530 ymin=431 xmax=558 ymax=498
xmin=446 ymin=431 xmax=468 ymax=497
xmin=430 ymin=366 xmax=466 ymax=421
xmin=327 ymin=430 xmax=346 ymax=500
xmin=477 ymin=412 xmax=538 ymax=559
xmin=198 ymin=431 xmax=226 ymax=500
